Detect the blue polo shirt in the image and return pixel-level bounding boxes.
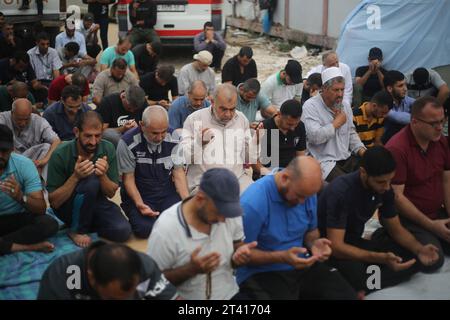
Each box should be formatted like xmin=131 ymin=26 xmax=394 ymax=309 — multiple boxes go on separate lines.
xmin=237 ymin=174 xmax=318 ymax=284
xmin=0 ymin=153 xmax=42 ymax=215
xmin=168 ymin=95 xmax=210 ymax=130
xmin=43 ymin=102 xmax=92 ymax=141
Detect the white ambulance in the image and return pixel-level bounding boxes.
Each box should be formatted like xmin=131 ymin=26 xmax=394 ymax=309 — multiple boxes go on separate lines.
xmin=154 ymin=0 xmax=224 ymax=46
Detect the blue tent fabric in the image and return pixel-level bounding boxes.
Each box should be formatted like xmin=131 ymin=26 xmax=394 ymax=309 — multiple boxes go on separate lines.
xmin=336 ymin=0 xmax=450 ymax=76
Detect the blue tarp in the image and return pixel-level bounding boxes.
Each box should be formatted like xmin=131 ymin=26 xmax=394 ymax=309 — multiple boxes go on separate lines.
xmin=336 ymin=0 xmax=450 ymax=77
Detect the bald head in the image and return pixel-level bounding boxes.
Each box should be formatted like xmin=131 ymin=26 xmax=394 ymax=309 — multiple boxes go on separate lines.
xmin=287 ymin=156 xmax=322 ymax=184
xmin=11 ymin=98 xmax=33 ymax=130
xmin=277 ymin=156 xmax=323 ymax=206
xmin=12 ymin=98 xmax=32 ymax=114
xmin=141 ymin=106 xmax=169 ymax=146
xmin=142 ymin=105 xmax=169 ymax=127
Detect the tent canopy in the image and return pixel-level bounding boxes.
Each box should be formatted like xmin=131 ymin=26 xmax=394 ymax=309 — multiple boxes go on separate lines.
xmin=336 ymin=0 xmax=450 ymax=77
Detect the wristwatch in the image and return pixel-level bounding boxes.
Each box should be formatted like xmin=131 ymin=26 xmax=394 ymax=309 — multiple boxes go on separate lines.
xmin=20 ymin=194 xmax=27 ymax=206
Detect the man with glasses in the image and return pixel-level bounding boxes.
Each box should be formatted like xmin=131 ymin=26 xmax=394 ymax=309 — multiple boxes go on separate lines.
xmin=386 ymin=96 xmax=450 ymax=269
xmin=43 ymin=85 xmax=91 ymax=141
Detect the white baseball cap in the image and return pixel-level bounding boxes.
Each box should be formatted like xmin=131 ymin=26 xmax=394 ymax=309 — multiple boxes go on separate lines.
xmin=321 ymin=67 xmax=344 ymax=84
xmin=193 ymin=50 xmax=213 ymax=66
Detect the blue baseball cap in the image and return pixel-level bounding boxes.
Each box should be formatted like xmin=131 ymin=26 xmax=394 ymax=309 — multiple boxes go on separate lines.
xmin=199 ymin=168 xmax=243 ymax=218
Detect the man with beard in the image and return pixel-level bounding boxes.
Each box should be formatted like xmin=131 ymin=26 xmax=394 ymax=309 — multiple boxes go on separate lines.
xmin=97 ymin=85 xmax=147 ymax=148
xmin=148 ymin=168 xmax=256 ymax=300
xmin=386 ymin=96 xmax=450 ymax=272
xmin=237 ymin=156 xmax=357 ymax=300
xmin=43 ymin=85 xmax=92 ymax=141
xmin=180 ymin=83 xmax=254 ymax=193
xmin=168 ymin=80 xmax=210 ymax=130
xmin=382 ymin=70 xmax=415 ymax=143
xmin=302 ymin=67 xmax=366 ymax=183
xmin=93 ymin=58 xmax=139 ymax=106
xmin=177 ymin=51 xmax=216 ymax=97
xmin=55 ymin=21 xmax=88 ymax=59
xmin=318 ymin=146 xmax=440 ymax=296
xmin=0 ymin=99 xmax=60 ymax=181
xmin=117 ymin=106 xmax=189 ymax=238
xmin=47 ymin=111 xmax=131 ymax=247
xmin=0 ymin=124 xmax=58 ymax=256
xmin=261 ymin=60 xmax=303 ymax=109
xmin=353 ymin=90 xmax=393 ymax=148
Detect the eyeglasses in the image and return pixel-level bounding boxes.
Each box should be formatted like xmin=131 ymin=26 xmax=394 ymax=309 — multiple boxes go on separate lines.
xmin=414 ymin=117 xmax=446 ymax=129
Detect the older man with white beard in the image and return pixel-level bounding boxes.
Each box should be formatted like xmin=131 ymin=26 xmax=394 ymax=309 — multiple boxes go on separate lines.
xmin=301 ymin=67 xmax=366 ymax=183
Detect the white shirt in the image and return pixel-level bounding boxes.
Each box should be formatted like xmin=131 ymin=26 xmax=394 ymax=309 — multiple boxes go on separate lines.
xmin=180 ymin=107 xmax=254 ymax=191
xmin=260 ymin=71 xmax=303 ymax=109
xmin=307 ymin=62 xmax=353 ymax=107
xmin=301 ymin=94 xmax=364 ymax=179
xmin=147 ymin=201 xmax=244 ymax=300
xmin=55 ymin=31 xmax=87 ymax=57
xmin=177 ymin=63 xmax=216 ymax=96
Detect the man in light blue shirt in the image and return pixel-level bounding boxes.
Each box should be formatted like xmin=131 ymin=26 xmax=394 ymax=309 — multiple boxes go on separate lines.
xmin=168 ymin=80 xmax=210 ymax=130
xmin=382 ymin=70 xmax=415 ymax=143
xmin=237 ymin=156 xmax=356 ymax=300
xmin=55 ymin=22 xmax=87 ymax=58
xmin=0 ymin=124 xmax=58 ymax=256
xmin=236 ymin=78 xmax=277 ymax=126
xmin=99 ymin=37 xmax=138 ymax=78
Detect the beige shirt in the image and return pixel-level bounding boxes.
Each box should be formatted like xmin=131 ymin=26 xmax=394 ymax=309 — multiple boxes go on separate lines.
xmin=92 ymin=69 xmax=139 ymax=100
xmin=180 ymin=107 xmax=255 ymax=191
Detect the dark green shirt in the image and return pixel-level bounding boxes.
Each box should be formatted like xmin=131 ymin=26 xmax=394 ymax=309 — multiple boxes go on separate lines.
xmin=47 ymin=139 xmax=119 ymax=193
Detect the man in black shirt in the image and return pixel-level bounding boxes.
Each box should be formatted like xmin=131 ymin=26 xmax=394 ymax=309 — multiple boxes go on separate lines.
xmin=83 ymin=0 xmax=115 ymax=50
xmin=222 ymin=47 xmax=257 ymax=87
xmin=0 ymin=23 xmax=23 ymax=59
xmin=129 ymin=0 xmax=159 ymax=48
xmin=96 ymin=85 xmax=147 ymax=147
xmin=254 ymin=99 xmax=306 ymax=178
xmin=318 ymin=146 xmax=441 ymax=295
xmin=139 ymin=65 xmax=178 ymax=109
xmin=355 ymin=47 xmax=387 ymax=105
xmin=38 ymin=241 xmax=179 ymax=300
xmin=132 ymin=41 xmax=162 ymax=77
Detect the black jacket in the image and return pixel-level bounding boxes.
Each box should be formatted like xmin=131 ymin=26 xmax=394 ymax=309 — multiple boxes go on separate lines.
xmin=129 ymin=0 xmax=157 ymax=29
xmin=82 ymin=0 xmax=115 ymax=19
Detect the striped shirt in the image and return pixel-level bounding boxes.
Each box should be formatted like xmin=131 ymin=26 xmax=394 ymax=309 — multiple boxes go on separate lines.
xmin=353 ymin=102 xmax=384 ymax=148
